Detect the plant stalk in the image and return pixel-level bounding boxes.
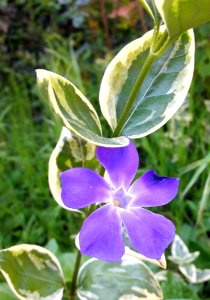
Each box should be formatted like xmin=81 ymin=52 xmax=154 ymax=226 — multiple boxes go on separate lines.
xmin=70 ymin=250 xmax=82 ymax=299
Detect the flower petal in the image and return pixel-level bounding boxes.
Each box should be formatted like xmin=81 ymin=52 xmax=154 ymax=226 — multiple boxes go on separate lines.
xmin=96 ymin=140 xmax=139 ymax=189
xmin=61 ymin=168 xmax=112 ymax=209
xmin=120 ymin=207 xmax=175 ymax=259
xmin=129 ymin=170 xmax=179 ymax=207
xmin=79 ymin=204 xmax=124 ymax=262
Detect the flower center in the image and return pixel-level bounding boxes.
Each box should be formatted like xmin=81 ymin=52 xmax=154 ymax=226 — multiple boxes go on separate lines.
xmin=113 ymin=199 xmax=121 ymax=207
xmin=112 ymin=187 xmax=132 ymax=209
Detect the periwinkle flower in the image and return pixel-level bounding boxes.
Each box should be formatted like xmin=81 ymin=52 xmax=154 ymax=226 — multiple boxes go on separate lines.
xmin=61 ymin=141 xmax=179 ymax=262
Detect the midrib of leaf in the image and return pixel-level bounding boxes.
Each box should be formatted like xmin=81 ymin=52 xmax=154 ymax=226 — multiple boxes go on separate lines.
xmin=121 ymin=37 xmax=185 ymax=133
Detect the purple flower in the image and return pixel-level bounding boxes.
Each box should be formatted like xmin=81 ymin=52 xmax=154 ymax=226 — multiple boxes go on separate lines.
xmin=61 ymin=141 xmax=179 ymax=262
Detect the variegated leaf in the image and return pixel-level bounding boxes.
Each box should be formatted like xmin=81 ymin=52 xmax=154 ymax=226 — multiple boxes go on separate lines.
xmin=179 ymin=265 xmax=210 ymax=284
xmin=169 ymin=235 xmax=200 ymax=265
xmin=99 ymin=27 xmax=194 ymax=138
xmin=179 ymin=264 xmax=197 ymax=283
xmin=171 ymin=235 xmax=190 ymax=257
xmin=48 ymin=126 xmax=97 ymax=211
xmin=0 ymin=244 xmax=65 ymax=300
xmin=171 ymin=235 xmax=189 ymax=258
xmin=155 ymin=271 xmax=167 ymax=282
xmin=195 ymin=269 xmax=210 ymax=283
xmin=168 ymin=251 xmax=200 ymax=266
xmin=77 ymin=256 xmax=163 ymax=300
xmin=154 ymin=0 xmax=210 ymax=38
xmin=171 ymin=235 xmax=210 ymax=283
xmin=36 ymin=69 xmax=128 ymax=147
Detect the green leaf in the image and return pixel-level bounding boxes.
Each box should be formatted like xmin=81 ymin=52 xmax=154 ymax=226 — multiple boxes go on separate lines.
xmin=0 ymin=244 xmax=65 ymax=300
xmin=48 ymin=126 xmax=98 ymax=210
xmin=77 ymin=256 xmax=163 ymax=300
xmin=36 ymin=69 xmax=128 ymax=147
xmin=99 ymin=27 xmax=194 ymax=138
xmin=0 ymin=283 xmax=17 ymax=300
xmin=154 ymin=0 xmax=210 ymax=38
xmin=45 ymin=239 xmax=60 ymax=256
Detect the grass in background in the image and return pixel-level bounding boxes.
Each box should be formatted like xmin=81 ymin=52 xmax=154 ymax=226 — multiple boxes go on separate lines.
xmin=0 ymin=71 xmax=81 ymax=250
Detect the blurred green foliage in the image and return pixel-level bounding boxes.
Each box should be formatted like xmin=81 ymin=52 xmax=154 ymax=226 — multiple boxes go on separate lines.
xmin=0 ymin=0 xmax=209 ymax=298
xmin=0 ymin=0 xmax=150 ymax=252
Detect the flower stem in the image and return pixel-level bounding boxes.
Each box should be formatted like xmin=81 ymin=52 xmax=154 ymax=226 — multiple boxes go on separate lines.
xmin=70 ymin=250 xmax=82 ymax=299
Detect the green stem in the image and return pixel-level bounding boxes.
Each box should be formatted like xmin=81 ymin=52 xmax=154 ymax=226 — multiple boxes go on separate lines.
xmin=155 ymin=36 xmax=175 ymax=57
xmin=70 ymin=250 xmax=82 ymax=299
xmin=152 ymin=29 xmax=168 ymax=53
xmin=151 ymin=23 xmax=160 ymax=49
xmin=112 ymin=53 xmax=156 ymax=137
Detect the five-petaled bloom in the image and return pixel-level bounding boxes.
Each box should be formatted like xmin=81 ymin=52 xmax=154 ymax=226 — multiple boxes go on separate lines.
xmin=61 ymin=141 xmax=179 ymax=262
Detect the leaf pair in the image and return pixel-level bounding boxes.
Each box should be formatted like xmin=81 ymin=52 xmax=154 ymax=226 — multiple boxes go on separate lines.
xmin=37 ymin=26 xmax=194 ymax=147
xmin=168 ymin=235 xmax=210 ymax=283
